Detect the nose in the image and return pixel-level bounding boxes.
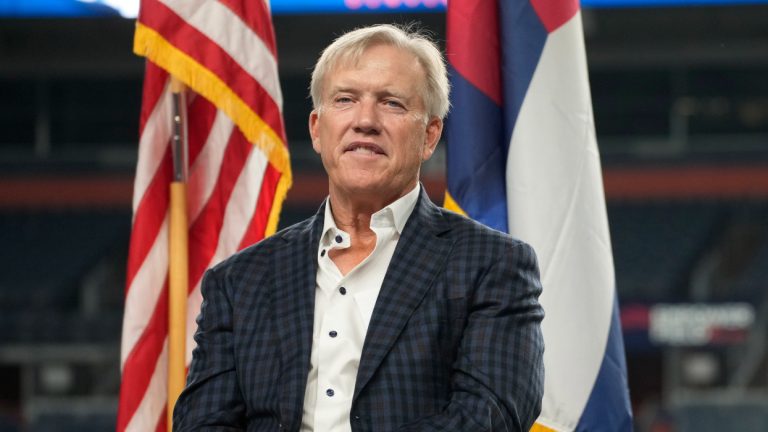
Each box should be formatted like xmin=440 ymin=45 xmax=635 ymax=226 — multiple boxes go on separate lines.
xmin=353 ymin=99 xmax=381 ymax=135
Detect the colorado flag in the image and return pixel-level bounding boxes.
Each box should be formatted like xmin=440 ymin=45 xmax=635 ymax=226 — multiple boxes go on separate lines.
xmin=445 ymin=0 xmax=633 ymax=430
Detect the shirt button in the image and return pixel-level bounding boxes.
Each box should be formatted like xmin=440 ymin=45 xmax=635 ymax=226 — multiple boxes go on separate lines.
xmin=320 ymin=249 xmax=326 ymax=257
xmin=326 ymin=388 xmax=335 ymax=397
xmin=329 ymin=330 xmax=337 ymax=338
xmin=335 ymin=235 xmax=343 ymax=243
xmin=339 ymin=287 xmax=347 ymax=295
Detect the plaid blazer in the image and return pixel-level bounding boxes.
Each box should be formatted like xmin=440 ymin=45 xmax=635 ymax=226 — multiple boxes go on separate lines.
xmin=174 ymin=189 xmax=544 ymax=431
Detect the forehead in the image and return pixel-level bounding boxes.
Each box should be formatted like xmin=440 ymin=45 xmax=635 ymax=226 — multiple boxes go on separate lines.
xmin=326 ymin=44 xmax=426 ymax=90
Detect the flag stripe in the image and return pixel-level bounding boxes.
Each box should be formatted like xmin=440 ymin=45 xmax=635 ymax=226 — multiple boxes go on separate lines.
xmin=529 ymin=0 xmax=579 ymax=33
xmin=578 ymin=298 xmax=632 ymax=430
xmin=445 ymin=0 xmax=501 ymax=105
xmin=217 ymin=0 xmax=278 ymax=57
xmin=238 ymin=162 xmax=280 ymax=250
xmin=185 ymin=93 xmax=221 ymax=172
xmin=139 ymin=62 xmax=169 ymax=132
xmin=498 ymin=0 xmax=547 ymax=142
xmin=444 ymin=69 xmax=508 ymax=232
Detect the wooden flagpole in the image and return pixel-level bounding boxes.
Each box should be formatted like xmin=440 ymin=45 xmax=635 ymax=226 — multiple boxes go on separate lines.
xmin=167 ymin=76 xmax=189 ymax=431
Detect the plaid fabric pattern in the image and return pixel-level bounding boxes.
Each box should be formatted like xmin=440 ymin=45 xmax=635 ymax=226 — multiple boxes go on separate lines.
xmin=173 ymin=189 xmax=544 ymax=431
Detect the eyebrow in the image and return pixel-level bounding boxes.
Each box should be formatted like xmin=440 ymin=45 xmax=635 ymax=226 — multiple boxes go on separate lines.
xmin=329 ymin=86 xmax=410 ymax=101
xmin=329 ymin=86 xmax=359 ymax=95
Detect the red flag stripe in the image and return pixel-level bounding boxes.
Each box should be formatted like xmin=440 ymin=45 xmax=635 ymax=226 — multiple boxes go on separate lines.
xmin=217 ymin=0 xmax=278 ymax=57
xmin=139 ymin=62 xmax=169 ymax=133
xmin=238 ymin=163 xmax=281 ymax=250
xmin=530 ymin=0 xmax=579 ymax=33
xmin=185 ymin=93 xmax=220 ymax=169
xmin=446 ymin=0 xmax=502 ymax=106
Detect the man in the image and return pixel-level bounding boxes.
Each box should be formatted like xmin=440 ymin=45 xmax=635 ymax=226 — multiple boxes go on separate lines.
xmin=174 ymin=24 xmax=544 ymax=431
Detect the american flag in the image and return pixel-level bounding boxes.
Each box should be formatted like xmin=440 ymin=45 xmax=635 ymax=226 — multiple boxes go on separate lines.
xmin=117 ymin=1 xmax=290 ymax=430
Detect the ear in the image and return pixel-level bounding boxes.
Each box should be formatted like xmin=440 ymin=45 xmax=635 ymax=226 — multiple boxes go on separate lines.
xmin=421 ymin=116 xmax=443 ymax=161
xmin=309 ymin=110 xmax=321 ymax=154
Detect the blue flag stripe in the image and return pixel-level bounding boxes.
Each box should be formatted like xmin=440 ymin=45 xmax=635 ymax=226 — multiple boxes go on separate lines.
xmin=578 ymin=297 xmax=634 ymax=430
xmin=499 ymin=0 xmax=549 ymax=144
xmin=445 ymin=68 xmax=508 ymax=232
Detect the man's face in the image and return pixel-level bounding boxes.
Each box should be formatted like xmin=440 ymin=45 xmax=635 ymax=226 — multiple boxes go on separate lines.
xmin=310 ymin=43 xmax=443 ymax=202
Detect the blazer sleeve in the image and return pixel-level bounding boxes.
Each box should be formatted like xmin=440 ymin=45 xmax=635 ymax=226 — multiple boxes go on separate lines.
xmin=400 ymin=241 xmax=545 ymax=432
xmin=173 ymin=267 xmax=247 ymax=431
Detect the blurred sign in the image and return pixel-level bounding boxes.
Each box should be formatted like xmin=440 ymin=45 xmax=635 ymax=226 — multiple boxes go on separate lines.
xmin=649 ymin=303 xmax=754 ymax=346
xmin=3 ymin=0 xmax=768 ymax=18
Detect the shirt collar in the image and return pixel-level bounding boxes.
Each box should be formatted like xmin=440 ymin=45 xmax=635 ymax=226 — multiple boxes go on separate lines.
xmin=321 ymin=183 xmax=420 ymax=242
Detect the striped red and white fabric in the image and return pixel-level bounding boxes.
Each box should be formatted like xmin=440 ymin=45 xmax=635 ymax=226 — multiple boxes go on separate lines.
xmin=117 ymin=1 xmax=291 ymax=431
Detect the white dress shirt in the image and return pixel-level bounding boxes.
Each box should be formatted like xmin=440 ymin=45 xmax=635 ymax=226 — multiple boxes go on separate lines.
xmin=300 ymin=184 xmax=420 ymax=432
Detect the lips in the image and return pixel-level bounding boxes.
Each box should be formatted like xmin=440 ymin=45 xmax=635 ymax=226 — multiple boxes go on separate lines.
xmin=344 ymin=142 xmax=386 ymax=156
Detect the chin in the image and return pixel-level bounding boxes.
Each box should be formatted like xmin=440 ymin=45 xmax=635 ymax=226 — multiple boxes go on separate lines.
xmin=344 ymin=182 xmax=386 ymax=195
xmin=338 ymin=172 xmax=384 ymax=189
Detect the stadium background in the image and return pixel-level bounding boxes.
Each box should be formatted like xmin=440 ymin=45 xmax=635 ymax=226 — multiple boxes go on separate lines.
xmin=0 ymin=1 xmax=767 ymax=430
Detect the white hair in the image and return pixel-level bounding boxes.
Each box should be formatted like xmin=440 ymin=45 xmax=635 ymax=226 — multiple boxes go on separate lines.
xmin=309 ymin=24 xmax=450 ymax=120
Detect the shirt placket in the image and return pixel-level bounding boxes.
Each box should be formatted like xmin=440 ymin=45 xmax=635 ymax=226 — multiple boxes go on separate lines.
xmin=314 ymin=229 xmax=356 ymax=431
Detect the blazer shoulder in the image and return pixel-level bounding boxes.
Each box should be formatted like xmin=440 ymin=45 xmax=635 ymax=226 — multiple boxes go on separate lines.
xmin=438 ymin=207 xmax=530 ymax=250
xmin=209 ymin=215 xmax=317 ymax=275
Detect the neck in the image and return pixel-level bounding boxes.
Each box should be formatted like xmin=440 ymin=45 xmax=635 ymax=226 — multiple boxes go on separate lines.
xmin=327 ymin=182 xmax=416 ymax=236
xmin=327 ymin=194 xmax=380 ymax=238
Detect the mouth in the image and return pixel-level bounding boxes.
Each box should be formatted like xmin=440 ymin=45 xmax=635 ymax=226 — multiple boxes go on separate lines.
xmin=343 ymin=142 xmax=386 ymax=156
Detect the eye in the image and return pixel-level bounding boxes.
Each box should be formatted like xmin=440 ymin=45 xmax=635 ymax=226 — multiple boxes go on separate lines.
xmin=384 ymin=99 xmax=405 ymax=109
xmin=334 ymin=96 xmax=353 ymax=104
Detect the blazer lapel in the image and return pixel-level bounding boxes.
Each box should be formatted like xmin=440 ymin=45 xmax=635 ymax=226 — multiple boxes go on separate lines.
xmin=353 ymin=191 xmax=453 ymax=401
xmin=273 ymin=204 xmax=324 ymax=430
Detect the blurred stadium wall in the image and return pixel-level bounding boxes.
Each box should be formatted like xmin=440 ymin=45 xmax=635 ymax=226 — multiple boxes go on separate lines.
xmin=0 ymin=4 xmax=767 ymax=431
